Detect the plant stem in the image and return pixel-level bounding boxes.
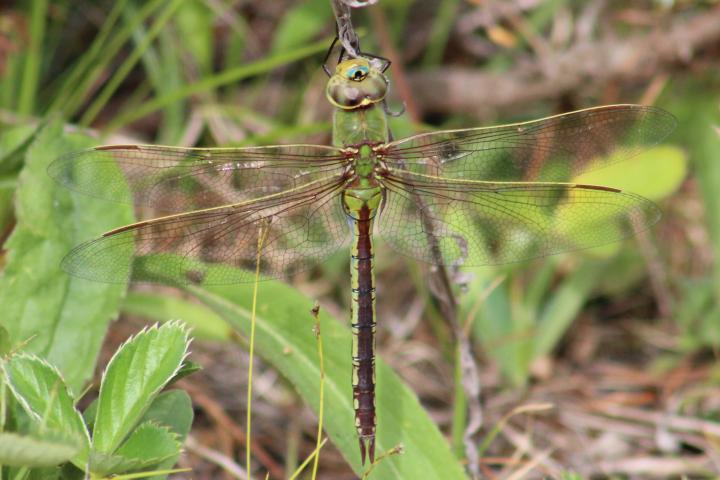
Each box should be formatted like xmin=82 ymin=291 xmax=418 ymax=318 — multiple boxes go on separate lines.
xmin=311 ymin=304 xmax=325 ymax=480
xmin=246 ymin=223 xmax=269 ymax=479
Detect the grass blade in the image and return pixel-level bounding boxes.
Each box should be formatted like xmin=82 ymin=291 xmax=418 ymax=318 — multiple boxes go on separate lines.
xmin=18 ymin=0 xmax=47 ymax=114
xmin=104 ymin=37 xmax=331 ymax=132
xmin=47 ymin=0 xmax=130 ymax=114
xmin=80 ymin=0 xmax=185 ymax=127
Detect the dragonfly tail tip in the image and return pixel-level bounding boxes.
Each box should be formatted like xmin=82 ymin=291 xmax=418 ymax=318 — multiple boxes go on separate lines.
xmin=359 ymin=436 xmax=376 ymax=465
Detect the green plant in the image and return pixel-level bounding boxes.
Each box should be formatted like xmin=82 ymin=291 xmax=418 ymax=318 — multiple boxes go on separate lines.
xmin=1 ymin=321 xmax=194 ymax=479
xmin=459 ymin=145 xmax=687 ymax=386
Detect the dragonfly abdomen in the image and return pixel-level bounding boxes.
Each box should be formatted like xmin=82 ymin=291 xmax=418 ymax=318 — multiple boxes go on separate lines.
xmin=350 ymin=208 xmax=377 ymax=465
xmin=342 ymin=185 xmax=382 ymax=465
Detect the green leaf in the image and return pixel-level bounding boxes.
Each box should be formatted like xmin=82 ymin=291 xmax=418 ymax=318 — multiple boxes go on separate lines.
xmin=2 ymin=354 xmax=90 ymax=464
xmin=122 ymin=292 xmax=233 ymax=342
xmin=173 ymin=266 xmax=468 ymax=479
xmin=92 ymin=322 xmax=190 ymax=455
xmin=0 ymin=325 xmax=10 ymax=355
xmin=167 ymin=360 xmax=202 ymax=385
xmin=0 ymin=432 xmax=79 ymax=467
xmin=136 ymin=390 xmax=193 ymax=480
xmin=551 ymin=145 xmax=686 ymax=259
xmin=27 ymin=466 xmax=62 ymax=480
xmin=0 ymin=186 xmax=14 ymax=235
xmin=115 ymin=423 xmax=179 ymax=466
xmin=140 ymin=390 xmax=193 ymax=440
xmin=82 ymin=382 xmax=193 ymax=441
xmin=0 ymin=124 xmax=38 ymax=173
xmin=90 ymin=423 xmax=180 ymax=476
xmin=573 ymin=145 xmax=687 ymax=201
xmin=0 ymin=120 xmax=133 ymax=391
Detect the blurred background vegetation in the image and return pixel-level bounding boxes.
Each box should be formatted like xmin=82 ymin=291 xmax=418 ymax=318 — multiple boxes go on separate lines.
xmin=1 ymin=0 xmax=719 ymax=478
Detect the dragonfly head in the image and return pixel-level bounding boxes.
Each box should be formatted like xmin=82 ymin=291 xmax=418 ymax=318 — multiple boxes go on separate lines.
xmin=326 ymin=58 xmax=388 ymax=110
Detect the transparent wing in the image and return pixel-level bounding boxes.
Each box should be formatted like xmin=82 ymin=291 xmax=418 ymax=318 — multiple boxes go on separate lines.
xmin=381 ymin=105 xmax=676 ymax=182
xmin=61 ymin=177 xmax=350 ymax=284
xmin=378 ymin=170 xmax=660 ymax=266
xmin=49 ymin=144 xmax=351 ymax=214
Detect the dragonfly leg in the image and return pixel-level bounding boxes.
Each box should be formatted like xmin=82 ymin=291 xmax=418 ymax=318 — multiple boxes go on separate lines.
xmin=322 ymin=36 xmax=340 ymax=76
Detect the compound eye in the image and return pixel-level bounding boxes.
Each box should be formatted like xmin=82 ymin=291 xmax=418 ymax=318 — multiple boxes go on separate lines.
xmin=346 ymin=64 xmax=369 ymax=82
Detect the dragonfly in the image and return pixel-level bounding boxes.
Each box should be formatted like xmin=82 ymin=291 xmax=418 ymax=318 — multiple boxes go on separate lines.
xmin=49 ymin=52 xmax=676 ymax=465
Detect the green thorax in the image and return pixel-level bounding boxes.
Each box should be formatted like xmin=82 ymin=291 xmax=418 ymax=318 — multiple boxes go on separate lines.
xmin=332 ymin=104 xmax=389 ymax=148
xmin=334 ymin=105 xmax=387 ymax=219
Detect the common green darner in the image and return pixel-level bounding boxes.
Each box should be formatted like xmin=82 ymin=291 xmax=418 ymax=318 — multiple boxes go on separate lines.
xmin=49 ymin=53 xmax=676 ymax=464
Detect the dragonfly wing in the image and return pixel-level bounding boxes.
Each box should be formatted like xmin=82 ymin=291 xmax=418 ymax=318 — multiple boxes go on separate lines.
xmin=62 ymin=177 xmax=350 ymax=284
xmin=381 ymin=105 xmax=676 ymax=182
xmin=49 ymin=144 xmax=350 ymax=214
xmin=378 ymin=170 xmax=661 ymax=266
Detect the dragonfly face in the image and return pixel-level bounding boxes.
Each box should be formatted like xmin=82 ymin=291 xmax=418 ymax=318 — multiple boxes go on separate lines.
xmin=326 ymin=58 xmax=388 ymax=110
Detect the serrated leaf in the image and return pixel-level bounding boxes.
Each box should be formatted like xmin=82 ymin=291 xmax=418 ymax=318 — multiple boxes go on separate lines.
xmin=167 ymin=360 xmax=202 ymax=385
xmin=116 ymin=423 xmax=179 ymax=463
xmin=141 ymin=390 xmax=193 ymax=439
xmin=2 ymin=354 xmax=90 ymax=464
xmin=138 ymin=390 xmax=193 ymax=480
xmin=0 ymin=432 xmax=79 ymax=467
xmin=90 ymin=422 xmax=180 ymax=476
xmin=88 ymin=451 xmax=149 ymax=476
xmin=0 ymin=120 xmax=133 ymax=391
xmin=159 ymin=262 xmax=469 ymax=479
xmin=92 ymin=322 xmax=190 ymax=454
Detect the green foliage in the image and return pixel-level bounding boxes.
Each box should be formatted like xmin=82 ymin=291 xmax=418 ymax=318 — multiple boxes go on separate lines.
xmin=0 ymin=432 xmax=79 ymax=468
xmin=0 ymin=121 xmax=133 ymax=392
xmin=176 ymin=267 xmax=469 ymax=480
xmin=104 ymin=37 xmax=330 ymax=132
xmin=122 ymin=292 xmax=233 ymax=342
xmin=91 ymin=322 xmax=189 ymax=456
xmin=3 ymin=354 xmax=90 ymax=466
xmin=660 ymin=78 xmax=720 ymax=350
xmin=463 ymin=145 xmax=688 ymax=386
xmin=1 ymin=322 xmax=194 ymax=479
